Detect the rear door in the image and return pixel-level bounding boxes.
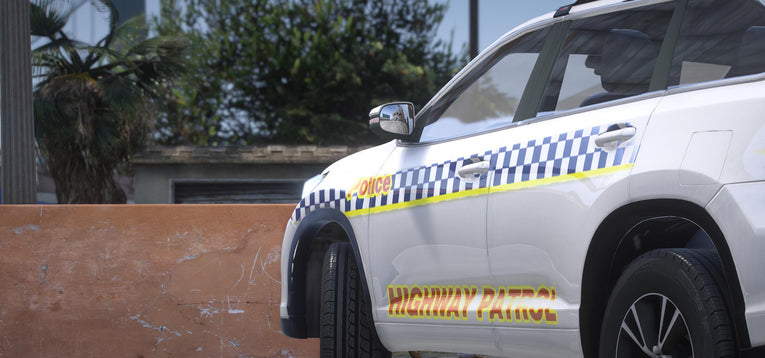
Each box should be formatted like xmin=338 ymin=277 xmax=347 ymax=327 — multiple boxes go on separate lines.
xmin=482 ymin=2 xmax=676 ymax=356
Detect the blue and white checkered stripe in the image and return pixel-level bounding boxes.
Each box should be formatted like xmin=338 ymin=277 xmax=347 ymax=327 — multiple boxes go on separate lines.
xmin=291 ymin=125 xmax=636 ymax=222
xmin=368 ymin=153 xmax=492 ymax=210
xmin=292 ymin=188 xmax=347 ymax=222
xmin=490 ymin=126 xmax=632 ymax=186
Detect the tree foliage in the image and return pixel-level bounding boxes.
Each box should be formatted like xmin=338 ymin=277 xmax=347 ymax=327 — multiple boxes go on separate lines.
xmin=154 ymin=0 xmax=464 ymax=146
xmin=32 ymin=0 xmax=187 ymax=203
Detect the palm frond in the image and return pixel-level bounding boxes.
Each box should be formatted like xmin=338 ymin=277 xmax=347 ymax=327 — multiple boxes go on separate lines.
xmin=32 ymin=52 xmax=85 ymax=79
xmin=32 ymin=37 xmax=88 ymax=55
xmin=79 ymin=45 xmax=132 ymax=67
xmin=30 ymin=1 xmax=68 ymax=39
xmin=91 ymin=0 xmax=119 ymax=48
xmin=66 ymin=48 xmax=86 ymax=72
xmin=129 ymin=35 xmax=188 ymax=60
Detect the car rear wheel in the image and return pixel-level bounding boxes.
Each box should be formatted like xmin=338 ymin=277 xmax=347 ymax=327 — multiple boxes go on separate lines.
xmin=599 ymin=249 xmax=735 ymax=358
xmin=320 ymin=242 xmax=390 ymax=358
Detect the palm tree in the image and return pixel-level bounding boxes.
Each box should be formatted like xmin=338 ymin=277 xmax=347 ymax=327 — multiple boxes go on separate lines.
xmin=30 ymin=0 xmax=186 ymax=203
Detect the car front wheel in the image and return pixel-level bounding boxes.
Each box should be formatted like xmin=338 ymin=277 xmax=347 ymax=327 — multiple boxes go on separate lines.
xmin=320 ymin=242 xmax=390 ymax=358
xmin=599 ymin=249 xmax=735 ymax=358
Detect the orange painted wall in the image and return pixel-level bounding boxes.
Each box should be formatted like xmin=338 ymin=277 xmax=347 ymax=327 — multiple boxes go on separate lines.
xmin=0 ymin=205 xmax=318 ymax=357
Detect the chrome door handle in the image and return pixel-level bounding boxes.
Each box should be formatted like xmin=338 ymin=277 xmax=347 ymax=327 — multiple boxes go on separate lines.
xmin=457 ymin=160 xmax=490 ymax=182
xmin=595 ymin=126 xmax=636 ymax=148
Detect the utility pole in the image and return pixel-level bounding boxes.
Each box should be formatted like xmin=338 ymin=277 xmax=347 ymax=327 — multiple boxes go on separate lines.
xmin=1 ymin=0 xmax=37 ymax=204
xmin=469 ymin=0 xmax=478 ymax=60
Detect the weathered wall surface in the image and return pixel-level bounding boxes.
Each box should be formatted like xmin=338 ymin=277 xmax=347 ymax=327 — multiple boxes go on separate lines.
xmin=0 ymin=205 xmax=318 ymax=357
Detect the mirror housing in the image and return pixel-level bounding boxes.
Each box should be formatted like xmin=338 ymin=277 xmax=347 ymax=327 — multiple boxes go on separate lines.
xmin=369 ymin=102 xmax=415 ymax=140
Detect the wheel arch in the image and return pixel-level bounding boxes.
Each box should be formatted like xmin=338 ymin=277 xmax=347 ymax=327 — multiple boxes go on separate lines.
xmin=579 ymin=199 xmax=750 ymax=357
xmin=281 ymin=207 xmax=371 ymax=339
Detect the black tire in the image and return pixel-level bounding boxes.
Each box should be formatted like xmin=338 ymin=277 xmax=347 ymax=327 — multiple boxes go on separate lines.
xmin=320 ymin=242 xmax=391 ymax=358
xmin=600 ymin=249 xmax=735 ymax=358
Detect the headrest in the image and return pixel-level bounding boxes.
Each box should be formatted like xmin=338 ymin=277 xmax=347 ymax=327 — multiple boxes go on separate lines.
xmin=599 ymin=29 xmax=660 ymax=94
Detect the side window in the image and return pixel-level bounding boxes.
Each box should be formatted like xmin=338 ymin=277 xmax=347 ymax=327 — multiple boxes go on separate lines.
xmin=670 ymin=0 xmax=765 ymax=86
xmin=540 ymin=3 xmax=674 ymax=113
xmin=419 ymin=28 xmax=550 ymax=142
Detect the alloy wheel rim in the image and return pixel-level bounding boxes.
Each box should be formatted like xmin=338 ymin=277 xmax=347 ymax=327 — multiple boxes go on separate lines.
xmin=616 ymin=293 xmax=693 ymax=358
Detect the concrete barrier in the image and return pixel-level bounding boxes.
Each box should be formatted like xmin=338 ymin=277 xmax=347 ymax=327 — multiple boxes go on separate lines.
xmin=0 ymin=205 xmax=318 ymax=357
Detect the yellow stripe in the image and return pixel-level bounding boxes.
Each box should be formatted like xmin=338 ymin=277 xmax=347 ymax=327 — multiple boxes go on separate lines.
xmin=345 ymin=163 xmax=632 ymax=217
xmin=345 ymin=187 xmax=490 ymax=217
xmin=370 ymin=187 xmax=490 ymax=215
xmin=344 ymin=208 xmax=368 ymax=218
xmin=489 ymin=163 xmax=632 ymax=194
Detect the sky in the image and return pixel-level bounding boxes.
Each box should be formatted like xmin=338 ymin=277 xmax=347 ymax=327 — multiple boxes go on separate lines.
xmin=435 ymin=0 xmax=571 ymax=55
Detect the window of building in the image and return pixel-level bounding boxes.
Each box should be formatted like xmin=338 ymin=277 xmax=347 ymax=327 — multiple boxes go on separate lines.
xmin=172 ymin=180 xmax=303 ymax=204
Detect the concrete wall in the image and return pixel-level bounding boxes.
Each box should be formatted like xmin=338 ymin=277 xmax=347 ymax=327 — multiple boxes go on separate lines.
xmin=0 ymin=204 xmax=318 ymax=357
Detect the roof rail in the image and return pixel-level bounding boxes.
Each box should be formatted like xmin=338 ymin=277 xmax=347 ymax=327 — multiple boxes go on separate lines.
xmin=555 ymin=0 xmax=602 ymax=17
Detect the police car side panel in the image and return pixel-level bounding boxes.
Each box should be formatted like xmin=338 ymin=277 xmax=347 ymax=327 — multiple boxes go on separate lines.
xmin=631 ymin=79 xmax=765 ymax=202
xmin=367 ymin=133 xmax=497 ymax=354
xmin=633 ymin=78 xmax=765 ymax=347
xmin=486 ymin=97 xmax=661 ymax=357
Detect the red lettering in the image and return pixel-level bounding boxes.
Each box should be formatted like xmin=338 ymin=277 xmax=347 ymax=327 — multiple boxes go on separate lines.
xmin=476 ymin=286 xmax=495 ymax=321
xmin=529 ymin=286 xmax=549 ymax=323
xmin=388 ymin=286 xmax=405 ymax=317
xmin=446 ymin=287 xmax=462 ymax=319
xmin=545 ymin=287 xmax=558 ymax=324
xmin=506 ymin=288 xmax=523 ymax=322
xmin=489 ymin=288 xmax=506 ymax=322
xmin=390 ymin=284 xmax=558 ymax=324
xmin=461 ymin=286 xmax=478 ymax=318
xmin=435 ymin=287 xmax=454 ymax=317
xmin=545 ymin=308 xmax=558 ymax=324
xmin=406 ymin=286 xmax=422 ymax=317
xmin=529 ymin=306 xmax=544 ymax=322
xmin=383 ymin=176 xmax=392 ymax=194
xmin=359 ymin=179 xmax=369 ymax=197
xmin=536 ymin=286 xmax=550 ymax=300
xmin=517 ymin=288 xmax=535 ymax=322
xmin=398 ymin=287 xmax=410 ymax=315
xmin=346 ymin=179 xmax=360 ymax=200
xmin=420 ymin=287 xmax=438 ymax=318
xmin=369 ymin=178 xmax=377 ymax=195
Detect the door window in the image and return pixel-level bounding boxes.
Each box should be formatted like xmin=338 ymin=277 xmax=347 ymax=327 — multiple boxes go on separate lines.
xmin=669 ymin=0 xmax=765 ymax=87
xmin=539 ymin=2 xmax=674 ymax=113
xmin=419 ymin=27 xmax=550 ymax=142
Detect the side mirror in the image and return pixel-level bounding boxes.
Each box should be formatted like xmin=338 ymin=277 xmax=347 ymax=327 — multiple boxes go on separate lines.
xmin=369 ymin=102 xmax=415 ymax=140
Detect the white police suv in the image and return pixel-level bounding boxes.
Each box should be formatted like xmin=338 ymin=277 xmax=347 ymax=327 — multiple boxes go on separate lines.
xmin=280 ymin=0 xmax=765 ymax=356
